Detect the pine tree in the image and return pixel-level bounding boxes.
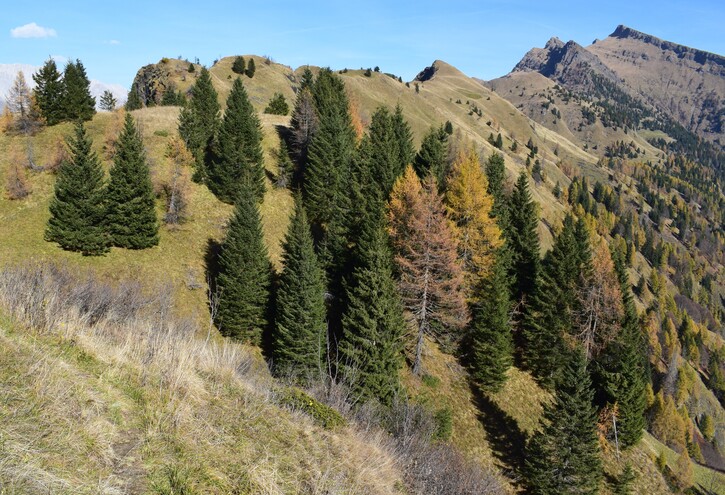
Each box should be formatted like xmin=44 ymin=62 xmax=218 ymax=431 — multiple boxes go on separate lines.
xmin=273 ymin=196 xmax=327 ymax=379
xmin=178 ymin=67 xmax=220 ymax=181
xmin=469 ymin=249 xmax=514 ymax=392
xmin=524 ymin=349 xmax=603 ymax=495
xmin=207 ymin=77 xmax=265 ymax=203
xmin=106 ymin=113 xmax=159 ymax=249
xmin=389 ymin=167 xmax=467 ymax=375
xmin=245 ymin=58 xmax=256 ymax=78
xmin=45 ymin=122 xmax=109 ymax=255
xmin=32 ymin=58 xmax=64 ymax=125
xmin=339 ymin=225 xmax=405 ymax=404
xmin=99 ymin=90 xmax=117 ymax=111
xmin=522 ymin=215 xmax=578 ymax=388
xmin=445 ymin=149 xmax=502 ymax=296
xmin=125 ymin=83 xmax=143 ymax=111
xmin=61 ymin=59 xmax=96 ymax=121
xmin=413 ymin=126 xmax=448 ymax=186
xmin=508 ymin=171 xmax=540 ymax=304
xmin=214 ymin=180 xmax=271 ymax=344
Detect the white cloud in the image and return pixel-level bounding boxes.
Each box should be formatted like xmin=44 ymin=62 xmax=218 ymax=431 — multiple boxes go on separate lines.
xmin=10 ymin=22 xmax=57 ymax=39
xmin=108 ymin=39 xmax=120 ymax=45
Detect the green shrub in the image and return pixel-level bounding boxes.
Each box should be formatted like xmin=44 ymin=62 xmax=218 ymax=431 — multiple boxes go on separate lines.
xmin=279 ymin=387 xmax=346 ymax=430
xmin=263 ymin=93 xmax=289 ymax=116
xmin=422 ymin=374 xmax=440 ymax=388
xmin=433 ymin=406 xmax=453 ymax=441
xmin=154 ymin=130 xmax=169 ymax=137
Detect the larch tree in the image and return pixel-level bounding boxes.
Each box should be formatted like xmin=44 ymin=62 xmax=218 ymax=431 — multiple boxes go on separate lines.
xmin=178 ymin=67 xmax=220 ymax=181
xmin=445 ymin=149 xmax=502 ymax=296
xmin=207 ymin=77 xmax=265 ymax=203
xmin=61 ymin=59 xmax=96 ymax=122
xmin=272 ymin=195 xmax=327 ymax=380
xmin=214 ymin=180 xmax=271 ymax=345
xmin=105 ymin=113 xmax=159 ymax=249
xmin=339 ymin=224 xmax=405 ymax=404
xmin=524 ymin=348 xmax=603 ymax=495
xmin=388 ymin=166 xmax=467 ymax=375
xmin=7 ymin=71 xmax=40 ymax=134
xmin=32 ymin=58 xmax=64 ymax=125
xmin=45 ymin=121 xmax=109 ymax=255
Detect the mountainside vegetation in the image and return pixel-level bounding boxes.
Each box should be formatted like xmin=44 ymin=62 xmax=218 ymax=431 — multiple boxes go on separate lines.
xmin=1 ymin=29 xmax=724 ymax=494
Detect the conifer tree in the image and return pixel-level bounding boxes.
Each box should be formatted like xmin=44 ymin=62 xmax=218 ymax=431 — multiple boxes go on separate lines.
xmin=46 ymin=122 xmax=108 ymax=255
xmin=32 ymin=58 xmax=64 ymax=125
xmin=445 ymin=149 xmax=502 ymax=296
xmin=389 ymin=167 xmax=467 ymax=375
xmin=245 ymin=58 xmax=256 ymax=78
xmin=339 ymin=225 xmax=405 ymax=404
xmin=304 ymin=68 xmax=355 ymax=229
xmin=273 ymin=196 xmax=327 ymax=379
xmin=99 ymin=90 xmax=117 ymax=111
xmin=524 ymin=349 xmax=603 ymax=495
xmin=359 ymin=106 xmax=407 ymax=199
xmin=413 ymin=125 xmax=448 ymax=186
xmin=61 ymin=59 xmax=96 ymax=121
xmin=125 ymin=83 xmax=143 ymax=111
xmin=178 ymin=67 xmax=220 ymax=181
xmin=289 ymin=86 xmax=317 ymax=172
xmin=595 ymin=248 xmax=648 ymax=449
xmin=207 ymin=77 xmax=265 ymax=203
xmin=214 ymin=180 xmax=271 ymax=344
xmin=508 ymin=171 xmax=540 ymax=304
xmin=106 ymin=113 xmax=159 ymax=249
xmin=469 ymin=249 xmax=514 ymax=392
xmin=485 ymin=152 xmax=507 ymax=221
xmin=522 ymin=215 xmax=579 ymax=388
xmin=6 ymin=71 xmax=39 ymax=134
xmin=231 ymin=56 xmax=246 ymax=75
xmin=391 ymin=104 xmax=414 ymax=171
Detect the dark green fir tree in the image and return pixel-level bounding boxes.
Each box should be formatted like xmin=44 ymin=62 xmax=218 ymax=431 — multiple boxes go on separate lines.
xmin=61 ymin=59 xmax=96 ymax=121
xmin=125 ymin=83 xmax=143 ymax=111
xmin=272 ymin=195 xmax=327 ymax=379
xmin=412 ymin=125 xmax=448 ymax=186
xmin=469 ymin=249 xmax=514 ymax=392
xmin=106 ymin=113 xmax=159 ymax=249
xmin=32 ymin=58 xmax=64 ymax=125
xmin=339 ymin=225 xmax=405 ymax=405
xmin=178 ymin=67 xmax=220 ymax=181
xmin=214 ymin=181 xmax=271 ymax=345
xmin=485 ymin=152 xmax=508 ymax=225
xmin=245 ymin=58 xmax=256 ymax=78
xmin=45 ymin=122 xmax=108 ymax=255
xmin=524 ymin=349 xmax=603 ymax=495
xmin=207 ymin=77 xmax=265 ymax=203
xmin=392 ymin=104 xmax=415 ymax=171
xmin=231 ymin=56 xmax=246 ymax=75
xmin=508 ymin=171 xmax=541 ymax=304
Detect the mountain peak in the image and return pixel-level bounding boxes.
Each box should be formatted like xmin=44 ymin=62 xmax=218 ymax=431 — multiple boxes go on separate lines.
xmin=545 ymin=37 xmax=565 ymax=50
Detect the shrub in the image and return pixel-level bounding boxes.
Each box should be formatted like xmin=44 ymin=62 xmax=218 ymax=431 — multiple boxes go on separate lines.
xmin=279 ymin=387 xmax=347 ymax=430
xmin=433 ymin=407 xmax=453 ymax=441
xmin=263 ymin=93 xmax=289 ymax=116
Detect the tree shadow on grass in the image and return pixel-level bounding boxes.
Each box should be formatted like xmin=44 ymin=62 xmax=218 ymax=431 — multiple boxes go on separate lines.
xmin=469 ymin=381 xmax=528 ymax=487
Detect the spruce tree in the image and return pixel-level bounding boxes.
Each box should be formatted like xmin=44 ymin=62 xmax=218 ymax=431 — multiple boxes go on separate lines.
xmin=245 ymin=58 xmax=256 ymax=78
xmin=214 ymin=181 xmax=271 ymax=344
xmin=46 ymin=122 xmax=109 ymax=255
xmin=522 ymin=215 xmax=579 ymax=388
xmin=99 ymin=90 xmax=117 ymax=111
xmin=264 ymin=92 xmax=289 ymax=115
xmin=413 ymin=125 xmax=448 ymax=186
xmin=485 ymin=152 xmax=507 ymax=220
xmin=508 ymin=171 xmax=540 ymax=304
xmin=339 ymin=225 xmax=405 ymax=404
xmin=178 ymin=67 xmax=220 ymax=181
xmin=469 ymin=249 xmax=514 ymax=392
xmin=232 ymin=56 xmax=246 ymax=75
xmin=125 ymin=83 xmax=143 ymax=111
xmin=61 ymin=59 xmax=96 ymax=121
xmin=524 ymin=349 xmax=603 ymax=495
xmin=359 ymin=106 xmax=403 ymax=199
xmin=207 ymin=77 xmax=265 ymax=203
xmin=595 ymin=248 xmax=648 ymax=449
xmin=273 ymin=196 xmax=327 ymax=379
xmin=106 ymin=113 xmax=159 ymax=249
xmin=32 ymin=58 xmax=64 ymax=125
xmin=391 ymin=104 xmax=414 ymax=171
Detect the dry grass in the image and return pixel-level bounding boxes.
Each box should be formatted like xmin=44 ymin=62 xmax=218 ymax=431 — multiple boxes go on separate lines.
xmin=0 ymin=263 xmax=408 ymax=494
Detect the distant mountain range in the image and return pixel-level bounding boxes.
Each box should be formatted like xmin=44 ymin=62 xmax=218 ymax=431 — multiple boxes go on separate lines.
xmin=487 ymin=25 xmax=725 ymax=151
xmin=0 ymin=63 xmax=127 ymax=110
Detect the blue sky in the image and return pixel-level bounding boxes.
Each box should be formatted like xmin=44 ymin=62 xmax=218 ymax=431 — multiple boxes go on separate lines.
xmin=2 ymin=0 xmax=723 ymax=89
